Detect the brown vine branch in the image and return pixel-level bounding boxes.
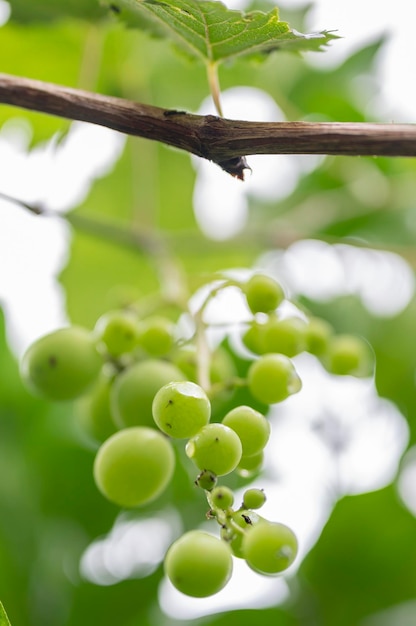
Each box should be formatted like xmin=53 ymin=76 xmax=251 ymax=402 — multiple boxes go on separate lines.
xmin=1 ymin=72 xmax=416 ymax=178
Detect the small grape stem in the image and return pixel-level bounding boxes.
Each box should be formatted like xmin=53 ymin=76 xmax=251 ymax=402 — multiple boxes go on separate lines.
xmin=193 ymin=309 xmax=212 ymax=391
xmin=206 ymin=493 xmax=228 ymax=526
xmin=205 ymin=489 xmax=249 ymax=543
xmin=196 ymin=278 xmax=243 ymax=314
xmin=205 ymin=493 xmax=246 ymax=542
xmin=190 ymin=278 xmax=243 ymax=393
xmin=207 ymin=61 xmax=223 ymax=117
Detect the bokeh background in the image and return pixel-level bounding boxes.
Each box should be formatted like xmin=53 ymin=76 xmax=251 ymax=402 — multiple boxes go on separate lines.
xmin=1 ymin=1 xmax=416 ymax=625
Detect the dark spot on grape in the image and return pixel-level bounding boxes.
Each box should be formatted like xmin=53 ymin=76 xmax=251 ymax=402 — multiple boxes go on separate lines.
xmin=48 ymin=355 xmax=58 ymax=368
xmin=109 ymin=3 xmax=121 ymax=13
xmin=215 ymin=437 xmax=219 ymax=442
xmin=166 ymin=423 xmax=172 ymax=429
xmin=242 ymin=514 xmax=252 ymax=525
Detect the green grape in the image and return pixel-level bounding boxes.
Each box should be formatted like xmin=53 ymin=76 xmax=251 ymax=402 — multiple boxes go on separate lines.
xmin=152 ymin=381 xmax=211 ymax=438
xmin=210 ymin=486 xmax=234 ymax=509
xmin=324 ymin=334 xmax=373 ymax=377
xmin=93 ymin=426 xmax=175 ymax=508
xmin=165 ymin=530 xmax=233 ymax=597
xmin=244 ymin=274 xmax=285 ymax=314
xmin=76 ymin=371 xmax=118 ymax=442
xmin=171 ymin=345 xmax=198 ymax=381
xmin=263 ymin=316 xmax=307 ymax=357
xmin=304 ymin=316 xmax=334 ymax=357
xmin=248 ymin=354 xmax=302 ymax=405
xmin=242 ymin=488 xmax=266 ymax=510
xmin=94 ymin=309 xmax=138 ymax=357
xmin=247 ymin=354 xmax=302 ymax=404
xmin=222 ymin=509 xmax=264 ymax=558
xmin=208 ymin=346 xmax=238 ymax=416
xmin=111 ymin=359 xmax=186 ymax=428
xmin=222 ymin=405 xmax=270 ymax=457
xmin=186 ymin=423 xmax=242 ymax=476
xmin=195 ymin=469 xmax=217 ymax=491
xmin=237 ymin=451 xmax=264 ymax=478
xmin=20 ymin=326 xmax=102 ymax=401
xmin=242 ymin=321 xmax=268 ymax=355
xmin=136 ymin=316 xmax=175 ymax=357
xmin=242 ymin=521 xmax=298 ymax=575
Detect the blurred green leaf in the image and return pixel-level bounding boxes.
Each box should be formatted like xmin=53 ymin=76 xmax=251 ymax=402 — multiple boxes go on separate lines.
xmin=9 ymin=0 xmax=105 ymax=22
xmin=299 ymin=487 xmax=416 ymax=626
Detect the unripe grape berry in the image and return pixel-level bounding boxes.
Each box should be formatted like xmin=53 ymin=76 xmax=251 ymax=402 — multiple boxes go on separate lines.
xmin=222 ymin=405 xmax=270 ymax=456
xmin=324 ymin=334 xmax=373 ymax=377
xmin=222 ymin=509 xmax=264 ymax=558
xmin=210 ymin=486 xmax=234 ymax=509
xmin=94 ymin=309 xmax=138 ymax=357
xmin=165 ymin=530 xmax=233 ymax=597
xmin=244 ymin=274 xmax=285 ymax=314
xmin=111 ymin=359 xmax=186 ymax=428
xmin=242 ymin=321 xmax=267 ymax=355
xmin=171 ymin=345 xmax=199 ymax=381
xmin=136 ymin=316 xmax=175 ymax=357
xmin=242 ymin=488 xmax=266 ymax=510
xmin=186 ymin=423 xmax=242 ymax=476
xmin=93 ymin=426 xmax=175 ymax=508
xmin=305 ymin=317 xmax=334 ymax=357
xmin=76 ymin=372 xmax=118 ymax=442
xmin=195 ymin=469 xmax=217 ymax=491
xmin=237 ymin=451 xmax=264 ymax=477
xmin=152 ymin=381 xmax=211 ymax=438
xmin=242 ymin=521 xmax=298 ymax=574
xmin=248 ymin=354 xmax=302 ymax=405
xmin=20 ymin=326 xmax=102 ymax=401
xmin=264 ymin=316 xmax=307 ymax=357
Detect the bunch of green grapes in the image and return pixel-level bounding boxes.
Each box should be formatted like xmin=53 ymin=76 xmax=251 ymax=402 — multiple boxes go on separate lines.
xmin=19 ymin=271 xmax=374 ymax=597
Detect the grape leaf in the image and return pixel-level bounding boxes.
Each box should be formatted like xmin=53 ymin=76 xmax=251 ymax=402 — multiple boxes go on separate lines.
xmin=106 ymin=0 xmax=338 ymax=64
xmin=0 ymin=603 xmax=11 ymax=626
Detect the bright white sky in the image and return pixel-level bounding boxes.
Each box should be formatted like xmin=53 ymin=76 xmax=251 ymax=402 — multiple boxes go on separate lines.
xmin=1 ymin=0 xmax=416 ymax=620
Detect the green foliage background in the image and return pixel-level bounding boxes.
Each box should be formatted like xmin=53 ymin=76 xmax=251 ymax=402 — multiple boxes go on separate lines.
xmin=1 ymin=1 xmax=416 ymax=625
